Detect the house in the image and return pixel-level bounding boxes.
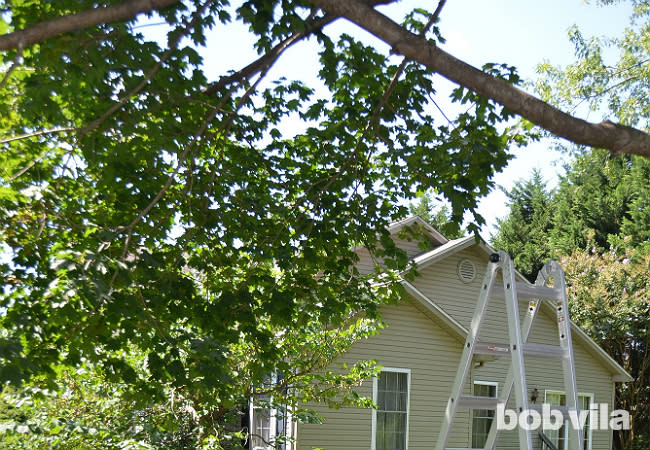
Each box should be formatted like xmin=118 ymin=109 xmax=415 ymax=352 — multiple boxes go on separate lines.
xmin=253 ymin=216 xmax=632 ymax=450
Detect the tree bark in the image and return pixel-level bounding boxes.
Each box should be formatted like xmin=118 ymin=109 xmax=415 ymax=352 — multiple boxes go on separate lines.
xmin=309 ymin=0 xmax=650 ymax=158
xmin=0 ymin=0 xmax=180 ymax=51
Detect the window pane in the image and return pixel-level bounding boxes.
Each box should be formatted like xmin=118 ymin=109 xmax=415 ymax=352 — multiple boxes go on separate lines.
xmin=472 ymin=383 xmax=496 ymax=448
xmin=545 ymin=392 xmax=578 ymax=450
xmin=579 ymin=395 xmax=591 ymax=450
xmin=376 ymin=371 xmax=408 ymax=450
xmin=252 ymin=408 xmax=272 ymax=450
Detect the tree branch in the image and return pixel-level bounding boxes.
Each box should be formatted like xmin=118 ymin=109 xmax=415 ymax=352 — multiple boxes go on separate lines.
xmin=79 ymin=0 xmax=210 ymax=135
xmin=203 ymin=0 xmax=394 ymax=96
xmin=0 ymin=46 xmax=23 ymax=90
xmin=309 ymin=0 xmax=650 ymax=158
xmin=1 ymin=126 xmax=76 ymax=146
xmin=203 ymin=12 xmax=335 ymax=96
xmin=367 ymin=0 xmax=447 ymax=134
xmin=0 ymin=0 xmax=180 ymax=51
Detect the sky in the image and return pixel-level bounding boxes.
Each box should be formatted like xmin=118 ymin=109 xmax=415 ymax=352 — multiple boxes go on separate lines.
xmin=147 ymin=0 xmax=634 ymax=237
xmin=435 ymin=0 xmax=632 ymax=236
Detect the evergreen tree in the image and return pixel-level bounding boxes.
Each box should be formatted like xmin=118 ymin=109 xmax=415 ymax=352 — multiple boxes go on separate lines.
xmin=550 ymin=150 xmax=650 ymax=254
xmin=409 ymin=192 xmax=465 ymax=239
xmin=409 ymin=192 xmax=434 ymax=223
xmin=491 ymin=170 xmax=554 ymax=282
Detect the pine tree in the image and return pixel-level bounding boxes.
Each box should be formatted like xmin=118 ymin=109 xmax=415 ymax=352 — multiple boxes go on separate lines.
xmin=408 ymin=192 xmax=465 ymax=239
xmin=550 ymin=150 xmax=650 ymax=254
xmin=491 ymin=170 xmax=554 ymax=282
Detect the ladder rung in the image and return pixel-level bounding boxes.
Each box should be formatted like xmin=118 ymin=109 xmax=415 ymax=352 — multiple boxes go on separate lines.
xmin=523 ymin=342 xmax=569 ymax=358
xmin=530 ymin=404 xmax=577 ymax=416
xmin=456 ymin=395 xmax=503 ymax=410
xmin=492 ymin=282 xmax=563 ymax=300
xmin=456 ymin=397 xmax=578 ymax=415
xmin=474 ymin=342 xmax=569 ymax=359
xmin=474 ymin=342 xmax=511 ymax=355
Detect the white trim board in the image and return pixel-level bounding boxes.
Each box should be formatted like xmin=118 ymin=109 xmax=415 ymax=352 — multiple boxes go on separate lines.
xmin=371 ymin=367 xmax=411 ymax=450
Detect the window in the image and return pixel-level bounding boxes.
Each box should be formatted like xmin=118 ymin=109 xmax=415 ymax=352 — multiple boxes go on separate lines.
xmin=250 ymin=374 xmax=295 ymax=450
xmin=544 ymin=391 xmax=593 ymax=450
xmin=372 ymin=369 xmax=410 ymax=450
xmin=471 ymin=381 xmax=498 ymax=448
xmin=250 ymin=403 xmax=275 ymax=450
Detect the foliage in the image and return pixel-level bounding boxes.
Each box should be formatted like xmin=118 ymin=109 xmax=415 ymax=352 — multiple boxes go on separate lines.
xmin=550 ymin=150 xmax=650 ymax=254
xmin=491 ymin=169 xmax=555 ymax=282
xmin=0 ymin=0 xmax=645 ymax=448
xmin=536 ymin=0 xmax=650 ymax=132
xmin=0 ymin=317 xmax=383 ymax=449
xmin=562 ymin=242 xmax=650 ymax=450
xmin=0 ymin=0 xmax=516 ymax=402
xmin=492 ymin=148 xmax=649 ymax=273
xmin=500 ymin=0 xmax=650 ymax=282
xmin=407 ymin=191 xmax=466 ymax=239
xmin=0 ymin=366 xmax=159 ymax=450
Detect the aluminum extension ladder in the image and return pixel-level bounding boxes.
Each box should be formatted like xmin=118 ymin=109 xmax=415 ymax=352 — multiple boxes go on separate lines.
xmin=435 ymin=251 xmax=582 ymax=450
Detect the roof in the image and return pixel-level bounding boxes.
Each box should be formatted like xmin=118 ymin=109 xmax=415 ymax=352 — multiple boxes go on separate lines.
xmin=387 ymin=215 xmax=448 ymax=247
xmin=399 ymin=226 xmax=633 ymax=383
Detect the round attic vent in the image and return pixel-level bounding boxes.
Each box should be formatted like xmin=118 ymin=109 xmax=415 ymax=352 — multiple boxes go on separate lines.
xmin=457 ymin=258 xmax=476 ymax=283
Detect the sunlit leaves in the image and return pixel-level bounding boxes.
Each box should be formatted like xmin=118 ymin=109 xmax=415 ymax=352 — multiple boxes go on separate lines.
xmin=536 ymin=2 xmax=650 ymax=131
xmin=562 ymin=243 xmax=649 ymax=449
xmin=0 ymin=1 xmax=521 ymax=445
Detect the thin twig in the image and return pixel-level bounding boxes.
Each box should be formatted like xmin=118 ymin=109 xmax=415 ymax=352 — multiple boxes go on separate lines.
xmin=118 ymin=103 xmax=221 ymax=261
xmin=203 ymin=0 xmax=395 ymax=96
xmin=0 ymin=45 xmax=23 ymax=90
xmin=203 ymin=11 xmax=333 ymax=96
xmin=7 ymin=146 xmax=74 ymax=181
xmin=1 ymin=126 xmax=76 ymax=145
xmin=78 ymin=0 xmax=211 ymax=135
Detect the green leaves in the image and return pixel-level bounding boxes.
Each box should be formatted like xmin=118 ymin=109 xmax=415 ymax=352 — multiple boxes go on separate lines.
xmin=536 ymin=2 xmax=650 ymax=131
xmin=562 ymin=244 xmax=650 ymax=450
xmin=550 ymin=150 xmax=650 ymax=254
xmin=0 ymin=1 xmax=525 ymax=446
xmin=491 ymin=169 xmax=555 ymax=282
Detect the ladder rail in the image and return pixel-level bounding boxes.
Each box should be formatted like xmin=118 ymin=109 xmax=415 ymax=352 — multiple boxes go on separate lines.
xmin=500 ymin=252 xmax=533 ymax=449
xmin=484 ymin=261 xmax=546 ymax=449
xmin=552 ymin=260 xmax=583 ymax=449
xmin=434 ymin=259 xmax=501 ymax=450
xmin=437 ymin=254 xmax=582 ymax=450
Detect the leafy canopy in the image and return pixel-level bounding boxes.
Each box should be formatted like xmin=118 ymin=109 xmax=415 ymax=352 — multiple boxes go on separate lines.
xmin=491 ymin=169 xmax=554 ymax=282
xmin=0 ymin=1 xmax=515 ymax=400
xmin=563 ymin=243 xmax=650 ymax=450
xmin=536 ymin=0 xmax=650 ymax=132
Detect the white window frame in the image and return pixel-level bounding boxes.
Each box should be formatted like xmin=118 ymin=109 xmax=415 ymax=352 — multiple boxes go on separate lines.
xmin=250 ymin=399 xmax=276 ymax=450
xmin=471 ymin=381 xmax=499 ymax=448
xmin=250 ymin=373 xmax=296 ymax=450
xmin=543 ymin=390 xmax=594 ymax=450
xmin=580 ymin=392 xmax=594 ymax=450
xmin=371 ymin=367 xmax=411 ymax=450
